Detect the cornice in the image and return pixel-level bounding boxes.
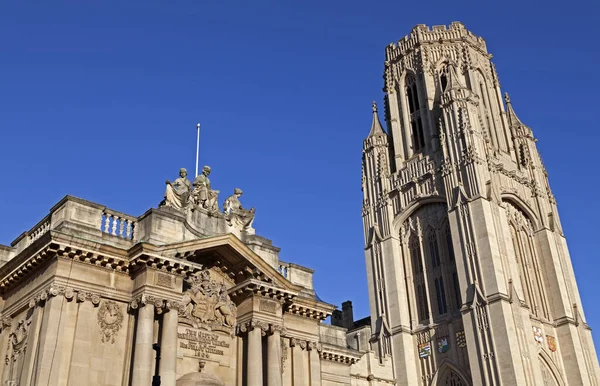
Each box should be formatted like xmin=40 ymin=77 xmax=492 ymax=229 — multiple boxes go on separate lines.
xmin=320 ymin=343 xmax=362 ymax=364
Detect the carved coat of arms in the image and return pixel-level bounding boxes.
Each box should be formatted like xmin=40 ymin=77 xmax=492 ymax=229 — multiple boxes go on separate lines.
xmin=180 ymin=270 xmax=236 ymax=332
xmin=547 ymin=335 xmax=557 ymax=352
xmin=533 ymin=327 xmax=544 ymax=344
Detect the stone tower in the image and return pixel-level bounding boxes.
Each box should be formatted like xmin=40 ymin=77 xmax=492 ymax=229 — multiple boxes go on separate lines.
xmin=361 ymin=22 xmax=600 ymax=386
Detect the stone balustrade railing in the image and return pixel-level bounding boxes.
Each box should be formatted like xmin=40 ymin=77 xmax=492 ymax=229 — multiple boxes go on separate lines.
xmin=27 ymin=215 xmax=51 ymax=246
xmin=278 ymin=262 xmax=290 ymax=280
xmin=101 ymin=209 xmax=136 ymax=240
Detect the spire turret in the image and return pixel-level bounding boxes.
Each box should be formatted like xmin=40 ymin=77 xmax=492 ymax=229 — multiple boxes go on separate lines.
xmin=368 ymin=101 xmax=386 ymax=137
xmin=504 ymin=93 xmax=526 ymax=128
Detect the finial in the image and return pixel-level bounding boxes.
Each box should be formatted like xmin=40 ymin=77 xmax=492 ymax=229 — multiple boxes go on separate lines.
xmin=199 ymin=361 xmax=205 ymax=373
xmin=504 ymin=92 xmax=511 ymax=104
xmin=372 ymin=101 xmax=378 ymax=113
xmin=197 ymin=123 xmax=200 ymax=129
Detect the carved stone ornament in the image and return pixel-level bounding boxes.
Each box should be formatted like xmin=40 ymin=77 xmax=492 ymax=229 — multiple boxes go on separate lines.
xmin=97 ymin=300 xmax=124 ymax=344
xmin=179 ymin=269 xmax=237 ymax=333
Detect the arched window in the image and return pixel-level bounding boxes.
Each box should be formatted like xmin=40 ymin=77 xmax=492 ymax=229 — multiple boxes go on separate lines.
xmin=440 ymin=66 xmax=449 ymax=92
xmin=507 ymin=203 xmax=550 ymax=320
xmin=441 ymin=370 xmax=466 ymax=386
xmin=406 ymin=74 xmax=425 ymax=152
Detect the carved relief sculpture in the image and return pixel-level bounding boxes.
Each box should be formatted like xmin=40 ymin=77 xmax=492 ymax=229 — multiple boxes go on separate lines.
xmin=161 ymin=168 xmax=193 ymax=209
xmin=223 ymin=188 xmax=255 ymax=232
xmin=180 ymin=269 xmax=237 ymax=332
xmin=192 ymin=166 xmax=220 ymax=214
xmin=97 ymin=300 xmax=124 ymax=344
xmin=4 ymin=319 xmax=30 ymax=386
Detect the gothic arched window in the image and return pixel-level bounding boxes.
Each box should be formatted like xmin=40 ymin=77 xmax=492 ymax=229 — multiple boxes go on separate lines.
xmin=440 ymin=66 xmax=449 ymax=92
xmin=507 ymin=204 xmax=550 ymax=320
xmin=405 ymin=74 xmax=425 ymax=152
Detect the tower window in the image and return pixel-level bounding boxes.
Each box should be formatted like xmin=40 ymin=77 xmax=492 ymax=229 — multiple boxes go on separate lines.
xmin=452 ymin=271 xmax=461 ymax=309
xmin=446 ymin=227 xmax=455 ymax=261
xmin=417 ymin=283 xmax=429 ymax=321
xmin=410 ymin=237 xmax=423 ymax=273
xmin=435 ymin=277 xmax=448 ymax=315
xmin=429 ymin=231 xmax=441 ymax=268
xmin=440 ymin=66 xmax=449 ymax=92
xmin=405 ymin=74 xmax=425 ymax=153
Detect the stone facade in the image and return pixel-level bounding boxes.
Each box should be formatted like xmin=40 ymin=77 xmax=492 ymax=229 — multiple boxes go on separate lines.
xmin=361 ymin=22 xmax=600 ymax=385
xmin=0 ymin=178 xmax=394 ymax=385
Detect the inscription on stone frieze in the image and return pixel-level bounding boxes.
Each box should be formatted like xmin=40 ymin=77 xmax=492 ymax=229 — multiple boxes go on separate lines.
xmin=259 ymin=299 xmax=277 ymax=314
xmin=178 ymin=327 xmax=230 ymax=359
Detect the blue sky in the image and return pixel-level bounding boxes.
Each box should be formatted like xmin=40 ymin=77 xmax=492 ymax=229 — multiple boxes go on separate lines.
xmin=1 ymin=1 xmax=599 ymax=354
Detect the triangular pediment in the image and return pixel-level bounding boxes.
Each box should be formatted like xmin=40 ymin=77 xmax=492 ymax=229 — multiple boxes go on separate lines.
xmin=128 ymin=233 xmax=302 ymax=293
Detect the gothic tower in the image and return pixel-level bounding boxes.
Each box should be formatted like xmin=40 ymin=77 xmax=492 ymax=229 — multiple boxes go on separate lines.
xmin=361 ymin=22 xmax=600 ymax=386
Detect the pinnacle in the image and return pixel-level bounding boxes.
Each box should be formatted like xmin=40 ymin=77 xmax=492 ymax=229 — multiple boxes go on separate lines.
xmin=504 ymin=92 xmax=526 ymax=128
xmin=368 ymin=101 xmax=386 ymax=137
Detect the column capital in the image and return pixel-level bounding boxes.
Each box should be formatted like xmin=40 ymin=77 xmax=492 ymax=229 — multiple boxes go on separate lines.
xmin=288 ymin=337 xmax=321 ymax=351
xmin=129 ymin=294 xmax=178 ymax=315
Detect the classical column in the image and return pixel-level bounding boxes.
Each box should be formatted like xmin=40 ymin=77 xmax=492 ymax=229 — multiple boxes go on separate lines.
xmin=159 ymin=307 xmax=178 ymax=386
xmin=132 ymin=302 xmax=155 ymax=386
xmin=247 ymin=324 xmax=263 ymax=386
xmin=267 ymin=326 xmax=282 ymax=386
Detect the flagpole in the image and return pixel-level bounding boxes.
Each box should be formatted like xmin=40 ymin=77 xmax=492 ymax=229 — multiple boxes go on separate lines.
xmin=195 ymin=123 xmax=200 ymax=178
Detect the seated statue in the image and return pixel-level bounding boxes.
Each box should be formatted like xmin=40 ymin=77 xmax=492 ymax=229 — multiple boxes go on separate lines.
xmin=192 ymin=166 xmax=220 ymax=214
xmin=223 ymin=188 xmax=255 ymax=231
xmin=161 ymin=168 xmax=192 ymax=209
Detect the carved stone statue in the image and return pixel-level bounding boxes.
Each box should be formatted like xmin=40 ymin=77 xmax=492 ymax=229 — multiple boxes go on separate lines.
xmin=192 ymin=166 xmax=220 ymax=214
xmin=179 ymin=270 xmax=236 ymax=331
xmin=161 ymin=168 xmax=193 ymax=209
xmin=223 ymin=188 xmax=255 ymax=231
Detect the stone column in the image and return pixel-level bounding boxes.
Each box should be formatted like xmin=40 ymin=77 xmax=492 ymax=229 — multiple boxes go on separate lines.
xmin=267 ymin=326 xmax=282 ymax=386
xmin=159 ymin=307 xmax=178 ymax=386
xmin=132 ymin=302 xmax=155 ymax=386
xmin=247 ymin=324 xmax=263 ymax=386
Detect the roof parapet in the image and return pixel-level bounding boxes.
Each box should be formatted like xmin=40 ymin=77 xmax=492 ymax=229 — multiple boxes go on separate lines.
xmin=385 ymin=21 xmax=487 ymax=62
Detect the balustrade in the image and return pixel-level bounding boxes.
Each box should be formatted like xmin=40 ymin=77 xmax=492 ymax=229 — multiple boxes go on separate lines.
xmin=101 ymin=209 xmax=136 ymax=240
xmin=278 ymin=262 xmax=290 ymax=279
xmin=27 ymin=217 xmax=50 ymax=245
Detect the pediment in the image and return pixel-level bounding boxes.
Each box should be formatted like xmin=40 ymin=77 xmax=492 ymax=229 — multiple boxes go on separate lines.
xmin=128 ymin=233 xmax=302 ymax=294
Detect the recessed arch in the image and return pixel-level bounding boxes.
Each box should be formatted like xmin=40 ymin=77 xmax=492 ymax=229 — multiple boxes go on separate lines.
xmin=431 ymin=359 xmax=471 ymax=386
xmin=501 ymin=193 xmax=540 ymax=231
xmin=391 ymin=196 xmax=447 ymax=236
xmin=538 ymin=350 xmax=566 ymax=386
